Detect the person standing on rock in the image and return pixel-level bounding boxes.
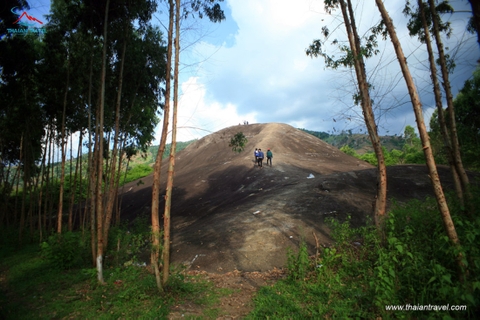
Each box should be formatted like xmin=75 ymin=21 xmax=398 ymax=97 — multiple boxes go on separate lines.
xmin=254 ymin=148 xmax=259 ymax=165
xmin=266 ymin=148 xmax=273 ymax=166
xmin=257 ymin=148 xmax=264 ymax=167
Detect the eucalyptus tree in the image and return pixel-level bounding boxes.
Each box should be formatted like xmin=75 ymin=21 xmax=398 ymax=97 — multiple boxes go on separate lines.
xmin=405 ymin=0 xmax=471 ymax=209
xmin=102 ymin=25 xmax=165 ymax=252
xmin=42 ymin=0 xmax=165 ymax=283
xmin=92 ymin=0 xmax=164 ymax=284
xmin=307 ymin=0 xmax=387 ymax=227
xmin=427 ymin=0 xmax=471 ymax=208
xmin=41 ymin=0 xmax=95 ymax=235
xmin=430 ymin=67 xmax=480 ymax=170
xmin=375 ymin=0 xmax=464 ymax=279
xmin=0 ymin=31 xmax=44 ymax=237
xmin=0 ymin=2 xmax=36 ymax=230
xmin=151 ymin=0 xmax=226 ymax=291
xmin=41 ymin=29 xmax=70 ymax=235
xmin=151 ymin=0 xmax=174 ymax=292
xmin=405 ymin=1 xmax=462 ymax=204
xmin=0 ymin=1 xmax=33 ymax=199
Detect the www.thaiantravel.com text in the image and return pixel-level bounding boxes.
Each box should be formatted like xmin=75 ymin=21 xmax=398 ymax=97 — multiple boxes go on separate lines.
xmin=385 ymin=304 xmax=467 ymax=311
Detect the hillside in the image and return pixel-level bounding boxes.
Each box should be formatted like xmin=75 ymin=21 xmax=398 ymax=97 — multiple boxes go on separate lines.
xmin=124 ymin=129 xmax=404 ymax=173
xmin=118 ymin=123 xmax=460 ymax=273
xmin=300 ymin=129 xmax=406 ymax=154
xmin=30 ymin=129 xmax=400 ymax=187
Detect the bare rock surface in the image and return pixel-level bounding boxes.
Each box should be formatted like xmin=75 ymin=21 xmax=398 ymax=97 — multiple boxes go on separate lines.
xmin=119 ymin=123 xmax=467 ymax=274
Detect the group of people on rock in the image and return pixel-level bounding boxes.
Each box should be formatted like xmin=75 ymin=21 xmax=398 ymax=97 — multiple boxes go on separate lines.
xmin=254 ymin=148 xmax=273 ymax=167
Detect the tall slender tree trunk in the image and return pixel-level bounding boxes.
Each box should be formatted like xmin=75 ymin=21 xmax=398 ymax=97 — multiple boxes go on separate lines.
xmin=30 ymin=158 xmax=42 ymax=238
xmin=14 ymin=135 xmax=23 ymax=228
xmin=68 ymin=133 xmax=73 ymax=228
xmin=19 ymin=87 xmax=30 ymax=241
xmin=15 ymin=135 xmax=23 ymax=237
xmin=77 ymin=131 xmax=84 ymax=232
xmin=428 ymin=0 xmax=471 ymax=208
xmin=19 ymin=164 xmax=28 ymax=243
xmin=13 ymin=168 xmax=19 ymax=227
xmin=86 ymin=54 xmax=96 ymax=260
xmin=43 ymin=125 xmax=53 ymax=233
xmin=37 ymin=128 xmax=50 ymax=242
xmin=19 ymin=119 xmax=33 ymax=241
xmin=89 ymin=117 xmax=96 ymax=265
xmin=47 ymin=136 xmax=56 ymax=232
xmin=341 ymin=0 xmax=387 ymax=227
xmin=162 ymin=0 xmax=181 ymax=286
xmin=57 ymin=63 xmax=70 ymax=234
xmin=117 ymin=141 xmax=131 ymax=226
xmin=104 ymin=131 xmax=111 ymax=192
xmin=1 ymin=162 xmax=13 ymax=228
xmin=38 ymin=183 xmax=45 ymax=242
xmin=151 ymin=0 xmax=175 ymax=292
xmin=374 ymin=2 xmax=462 ymax=273
xmin=67 ymin=133 xmax=73 ymax=229
xmin=103 ymin=35 xmax=127 ymax=250
xmin=68 ymin=133 xmax=83 ymax=231
xmin=417 ymin=0 xmax=463 ymax=206
xmin=95 ymin=0 xmax=110 ymax=284
xmin=114 ymin=137 xmax=126 ymax=226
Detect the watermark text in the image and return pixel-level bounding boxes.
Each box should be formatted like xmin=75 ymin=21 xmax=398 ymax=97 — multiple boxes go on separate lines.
xmin=385 ymin=304 xmax=467 ymax=312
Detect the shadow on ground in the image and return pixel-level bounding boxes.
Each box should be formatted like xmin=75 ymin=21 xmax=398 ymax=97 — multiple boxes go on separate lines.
xmin=117 ymin=123 xmax=477 ymax=273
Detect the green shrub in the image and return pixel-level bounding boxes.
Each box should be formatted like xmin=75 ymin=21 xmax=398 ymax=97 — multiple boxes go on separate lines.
xmin=286 ymin=241 xmax=310 ymax=282
xmin=374 ymin=195 xmax=480 ymax=318
xmin=40 ymin=232 xmax=90 ymax=270
xmin=107 ymin=214 xmax=152 ymax=267
xmin=340 ymin=145 xmax=357 ymax=157
xmin=123 ymin=164 xmax=153 ymax=184
xmin=360 ymin=152 xmax=378 ymax=165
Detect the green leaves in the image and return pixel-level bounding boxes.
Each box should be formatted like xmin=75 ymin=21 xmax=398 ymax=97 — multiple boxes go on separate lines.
xmin=306 ymin=4 xmax=383 ymax=70
xmin=404 ymin=0 xmax=454 ymax=42
xmin=229 ymin=132 xmax=248 ymax=153
xmin=186 ymin=0 xmax=226 ymax=23
xmin=429 ymin=67 xmax=480 ymax=170
xmin=40 ymin=232 xmax=90 ymax=270
xmin=249 ymin=190 xmax=480 ymax=318
xmin=286 ymin=241 xmax=310 ymax=282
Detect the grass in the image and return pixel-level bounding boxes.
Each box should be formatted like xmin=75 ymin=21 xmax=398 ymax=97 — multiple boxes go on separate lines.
xmin=2 ymin=190 xmax=479 ymax=319
xmin=0 ymin=227 xmax=225 ymax=320
xmin=1 ymin=245 xmax=165 ymax=318
xmin=248 ymin=190 xmax=480 ymax=319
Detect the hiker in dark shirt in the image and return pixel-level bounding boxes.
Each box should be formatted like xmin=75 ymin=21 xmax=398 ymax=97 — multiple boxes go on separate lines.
xmin=266 ymin=149 xmax=273 ymax=166
xmin=257 ymin=149 xmax=264 ymax=167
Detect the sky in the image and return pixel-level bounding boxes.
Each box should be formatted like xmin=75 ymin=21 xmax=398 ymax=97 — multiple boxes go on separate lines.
xmin=161 ymin=0 xmax=479 ymax=142
xmin=23 ymin=0 xmax=480 ymax=144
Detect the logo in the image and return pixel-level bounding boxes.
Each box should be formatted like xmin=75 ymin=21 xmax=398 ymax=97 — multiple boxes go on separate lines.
xmin=7 ymin=7 xmax=46 ymax=35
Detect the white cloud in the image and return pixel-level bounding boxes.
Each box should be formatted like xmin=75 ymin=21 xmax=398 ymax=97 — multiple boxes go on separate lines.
xmin=157 ymin=77 xmax=258 ymax=142
xmin=161 ymin=0 xmax=479 ymax=143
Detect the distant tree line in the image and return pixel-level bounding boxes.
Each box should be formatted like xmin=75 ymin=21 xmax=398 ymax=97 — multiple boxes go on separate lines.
xmin=302 ymin=66 xmax=480 ymax=172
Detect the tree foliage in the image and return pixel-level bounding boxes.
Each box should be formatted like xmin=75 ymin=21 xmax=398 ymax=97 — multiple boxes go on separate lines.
xmin=0 ymin=0 xmax=167 ymax=258
xmin=430 ymin=67 xmax=480 ymax=170
xmin=229 ymin=132 xmax=248 ymax=153
xmin=339 ymin=125 xmax=424 ymax=166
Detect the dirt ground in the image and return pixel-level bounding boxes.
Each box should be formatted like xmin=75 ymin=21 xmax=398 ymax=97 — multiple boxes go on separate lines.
xmin=118 ymin=123 xmax=474 ymax=318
